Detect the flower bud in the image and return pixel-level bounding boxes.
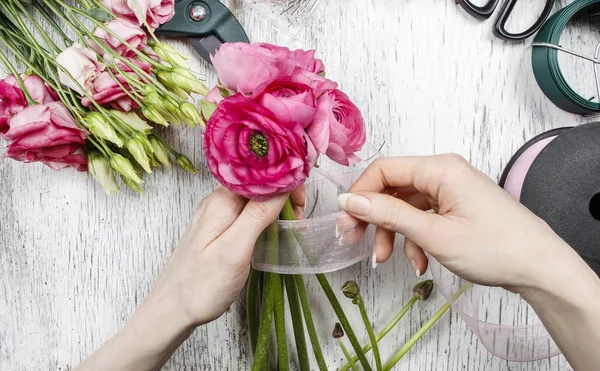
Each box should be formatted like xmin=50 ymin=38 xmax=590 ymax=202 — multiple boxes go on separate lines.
xmin=176 ymin=154 xmax=197 ymax=174
xmin=121 ymin=175 xmax=144 ymax=195
xmin=126 ymin=136 xmax=152 ymax=173
xmin=85 ymin=112 xmax=123 ymax=147
xmin=157 ymin=106 xmax=180 ymax=125
xmin=179 ymin=101 xmax=203 ymax=128
xmin=150 ymin=42 xmax=190 ymax=69
xmin=170 ymin=68 xmax=209 ymax=95
xmin=110 ymin=153 xmax=142 ymax=184
xmin=332 ymin=323 xmax=344 ymax=339
xmin=88 ymin=151 xmax=119 ymax=196
xmin=110 ymin=110 xmax=152 ymax=133
xmin=143 ymin=91 xmax=163 ymax=107
xmin=142 ymin=106 xmax=168 ymax=127
xmin=149 ymin=135 xmax=171 ymax=167
xmin=341 ymin=281 xmax=360 ymax=299
xmin=163 ymin=98 xmax=182 ymax=125
xmin=413 ymin=280 xmax=435 ymax=301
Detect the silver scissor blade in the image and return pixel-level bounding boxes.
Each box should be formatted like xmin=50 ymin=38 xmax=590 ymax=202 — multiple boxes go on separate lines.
xmin=188 ymin=35 xmax=222 ymax=65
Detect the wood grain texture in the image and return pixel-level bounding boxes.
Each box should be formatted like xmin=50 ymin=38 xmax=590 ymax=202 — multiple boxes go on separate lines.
xmin=0 ymin=0 xmax=596 ymax=369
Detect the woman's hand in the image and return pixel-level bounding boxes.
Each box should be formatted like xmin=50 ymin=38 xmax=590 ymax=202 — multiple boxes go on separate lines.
xmin=339 ymin=155 xmax=600 ymax=371
xmin=74 ymin=188 xmax=288 ymax=371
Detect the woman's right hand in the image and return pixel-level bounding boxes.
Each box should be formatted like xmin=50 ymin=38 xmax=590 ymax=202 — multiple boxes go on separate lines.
xmin=338 ymin=155 xmax=590 ymax=293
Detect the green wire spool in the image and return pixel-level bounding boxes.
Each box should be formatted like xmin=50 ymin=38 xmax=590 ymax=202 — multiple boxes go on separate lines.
xmin=532 ymin=0 xmax=600 ymax=115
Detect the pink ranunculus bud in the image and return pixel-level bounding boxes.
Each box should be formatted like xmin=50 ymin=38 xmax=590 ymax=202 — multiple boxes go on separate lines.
xmin=253 ymin=78 xmax=317 ymax=129
xmin=203 ymin=94 xmax=311 ymax=200
xmin=3 ymin=102 xmax=87 ymax=171
xmin=92 ymin=19 xmax=148 ymax=58
xmin=210 ymin=43 xmax=297 ymax=94
xmin=290 ymin=68 xmax=338 ymax=98
xmin=102 ymin=0 xmax=175 ymax=30
xmin=56 ymin=44 xmax=105 ymax=95
xmin=290 ymin=49 xmax=325 ymax=74
xmin=307 ymin=89 xmax=366 ymax=166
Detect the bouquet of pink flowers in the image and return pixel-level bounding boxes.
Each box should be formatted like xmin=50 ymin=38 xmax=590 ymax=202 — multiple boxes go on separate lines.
xmin=0 ymin=0 xmax=205 ymax=195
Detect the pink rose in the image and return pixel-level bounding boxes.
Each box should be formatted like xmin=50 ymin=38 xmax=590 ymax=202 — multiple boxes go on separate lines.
xmin=252 ymin=78 xmax=317 ymax=129
xmin=82 ymin=61 xmax=151 ymax=111
xmin=56 ymin=44 xmax=104 ymax=95
xmin=102 ymin=0 xmax=175 ymax=30
xmin=291 ymin=68 xmax=338 ymax=98
xmin=290 ymin=49 xmax=324 ymax=74
xmin=0 ymin=75 xmax=57 ymax=134
xmin=203 ymin=94 xmax=310 ymax=200
xmin=307 ymin=89 xmax=366 ymax=166
xmin=92 ymin=19 xmax=147 ymax=58
xmin=3 ymin=102 xmax=87 ymax=171
xmin=211 ymin=43 xmax=297 ymax=94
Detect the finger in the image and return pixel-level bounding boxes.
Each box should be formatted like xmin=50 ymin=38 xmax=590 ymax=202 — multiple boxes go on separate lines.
xmin=338 ymin=191 xmax=441 ymax=248
xmin=404 ymin=238 xmax=428 ymax=277
xmin=186 ymin=187 xmax=248 ymax=248
xmin=291 ymin=186 xmax=306 ymax=209
xmin=349 ymin=155 xmax=472 ymax=200
xmin=218 ymin=193 xmax=290 ymax=256
xmin=374 ymin=226 xmax=396 ymax=264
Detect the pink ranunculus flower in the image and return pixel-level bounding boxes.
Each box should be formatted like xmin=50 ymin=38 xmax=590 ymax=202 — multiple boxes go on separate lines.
xmin=291 ymin=68 xmax=338 ymax=98
xmin=203 ymin=94 xmax=311 ymax=200
xmin=0 ymin=75 xmax=57 ymax=135
xmin=92 ymin=19 xmax=147 ymax=58
xmin=253 ymin=78 xmax=317 ymax=129
xmin=290 ymin=49 xmax=325 ymax=74
xmin=3 ymin=102 xmax=87 ymax=171
xmin=56 ymin=44 xmax=105 ymax=95
xmin=102 ymin=0 xmax=175 ymax=30
xmin=307 ymin=89 xmax=366 ymax=166
xmin=211 ymin=43 xmax=297 ymax=94
xmin=82 ymin=60 xmax=151 ymax=111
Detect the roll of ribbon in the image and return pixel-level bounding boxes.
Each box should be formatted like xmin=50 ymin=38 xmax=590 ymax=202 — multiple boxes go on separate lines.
xmin=532 ymin=0 xmax=600 ymax=115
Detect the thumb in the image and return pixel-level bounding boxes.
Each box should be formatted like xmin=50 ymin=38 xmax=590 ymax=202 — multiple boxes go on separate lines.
xmin=218 ymin=193 xmax=289 ymax=252
xmin=338 ymin=192 xmax=439 ymax=247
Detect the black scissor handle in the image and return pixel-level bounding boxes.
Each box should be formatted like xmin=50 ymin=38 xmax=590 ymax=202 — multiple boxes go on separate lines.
xmin=457 ymin=0 xmax=501 ymax=20
xmin=493 ymin=0 xmax=555 ymax=41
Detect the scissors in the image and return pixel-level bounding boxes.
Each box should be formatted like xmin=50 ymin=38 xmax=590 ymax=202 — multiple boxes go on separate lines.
xmin=457 ymin=0 xmax=555 ymax=41
xmin=155 ymin=0 xmax=249 ymax=64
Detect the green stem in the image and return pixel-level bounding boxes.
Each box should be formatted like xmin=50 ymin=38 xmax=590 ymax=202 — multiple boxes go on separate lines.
xmin=274 ymin=276 xmax=289 ymax=371
xmin=295 ymin=275 xmax=328 ymax=371
xmin=251 ymin=223 xmax=279 ymax=371
xmin=337 ymin=339 xmax=359 ymax=371
xmin=316 ymin=274 xmax=372 ymax=371
xmin=339 ymin=295 xmax=419 ymax=371
xmin=34 ymin=2 xmax=73 ymax=46
xmin=0 ymin=48 xmax=35 ymax=105
xmin=382 ymin=283 xmax=472 ymax=371
xmin=356 ymin=295 xmax=382 ymax=371
xmin=284 ymin=275 xmax=310 ymax=371
xmin=247 ymin=268 xmax=261 ymax=354
xmin=13 ymin=1 xmax=61 ymax=54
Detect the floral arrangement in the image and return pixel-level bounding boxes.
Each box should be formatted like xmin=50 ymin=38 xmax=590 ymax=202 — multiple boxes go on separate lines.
xmin=0 ymin=0 xmax=204 ymax=195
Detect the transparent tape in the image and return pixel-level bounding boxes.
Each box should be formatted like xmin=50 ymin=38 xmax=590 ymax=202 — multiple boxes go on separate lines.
xmin=251 ymin=143 xmax=381 ymax=274
xmin=429 ymin=256 xmax=560 ymax=361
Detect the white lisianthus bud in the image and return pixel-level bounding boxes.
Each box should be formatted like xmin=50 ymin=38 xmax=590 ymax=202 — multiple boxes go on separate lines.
xmin=150 ymin=42 xmax=190 ymax=69
xmin=179 ymin=101 xmax=203 ymax=128
xmin=170 ymin=68 xmax=209 ymax=95
xmin=110 ymin=110 xmax=152 ymax=133
xmin=149 ymin=135 xmax=171 ymax=167
xmin=142 ymin=106 xmax=168 ymax=126
xmin=88 ymin=151 xmax=119 ymax=196
xmin=85 ymin=112 xmax=123 ymax=147
xmin=126 ymin=136 xmax=152 ymax=173
xmin=121 ymin=175 xmax=144 ymax=195
xmin=110 ymin=153 xmax=142 ymax=184
xmin=176 ymin=154 xmax=197 ymax=174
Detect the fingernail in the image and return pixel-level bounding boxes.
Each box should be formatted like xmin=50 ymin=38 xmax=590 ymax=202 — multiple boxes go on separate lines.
xmin=371 ymin=251 xmax=378 ymax=269
xmin=338 ymin=193 xmax=370 ymax=216
xmin=411 ymin=260 xmax=420 ymax=277
xmin=335 ymin=223 xmax=341 ymax=238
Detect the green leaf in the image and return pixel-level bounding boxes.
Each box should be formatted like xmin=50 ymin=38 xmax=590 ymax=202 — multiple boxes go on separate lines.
xmin=217 ymin=85 xmax=232 ymax=98
xmin=18 ymin=0 xmax=34 ymax=5
xmin=200 ymin=100 xmax=217 ymax=121
xmin=83 ymin=8 xmax=113 ymax=22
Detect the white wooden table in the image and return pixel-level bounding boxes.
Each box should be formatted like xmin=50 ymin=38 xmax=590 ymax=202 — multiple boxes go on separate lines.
xmin=1 ymin=0 xmax=598 ymax=369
